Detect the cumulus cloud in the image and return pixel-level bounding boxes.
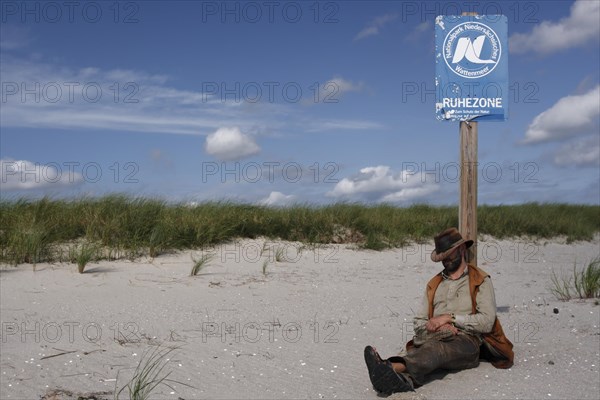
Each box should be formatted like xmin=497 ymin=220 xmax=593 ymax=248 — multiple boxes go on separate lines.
xmin=204 ymin=127 xmax=261 ymax=161
xmin=553 ymin=136 xmax=600 ymax=167
xmin=522 ymin=86 xmax=600 ymax=144
xmin=510 ymin=0 xmax=600 ymax=55
xmin=354 ymin=14 xmax=397 ymax=41
xmin=327 ymin=165 xmax=438 ymax=203
xmin=0 ymin=159 xmax=84 ymax=190
xmin=380 ymin=186 xmax=440 ymax=202
xmin=259 ymin=191 xmax=297 ymax=206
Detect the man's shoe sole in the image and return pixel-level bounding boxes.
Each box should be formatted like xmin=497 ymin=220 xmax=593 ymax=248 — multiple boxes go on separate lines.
xmin=371 ymin=362 xmax=412 ymax=394
xmin=364 ymin=346 xmax=412 ymax=394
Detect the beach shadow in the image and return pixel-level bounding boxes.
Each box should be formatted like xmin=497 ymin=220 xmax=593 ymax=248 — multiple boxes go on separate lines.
xmin=191 ymin=271 xmax=228 ymax=277
xmin=497 ymin=305 xmax=510 ymax=313
xmin=83 ymin=266 xmax=116 ymax=274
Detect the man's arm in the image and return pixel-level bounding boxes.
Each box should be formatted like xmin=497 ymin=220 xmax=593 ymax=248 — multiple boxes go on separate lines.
xmin=413 ymin=289 xmax=429 ymax=337
xmin=454 ymin=276 xmax=497 ymax=333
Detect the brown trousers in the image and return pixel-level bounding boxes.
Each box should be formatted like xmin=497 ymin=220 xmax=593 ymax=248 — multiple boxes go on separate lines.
xmin=391 ymin=333 xmax=481 ymax=386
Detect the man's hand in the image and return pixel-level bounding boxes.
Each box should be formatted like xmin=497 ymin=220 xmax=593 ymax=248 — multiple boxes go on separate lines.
xmin=437 ymin=323 xmax=459 ymax=335
xmin=425 ymin=314 xmax=454 ymax=332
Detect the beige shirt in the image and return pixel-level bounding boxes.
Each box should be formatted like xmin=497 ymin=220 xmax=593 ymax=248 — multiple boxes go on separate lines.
xmin=413 ymin=267 xmax=497 ymax=338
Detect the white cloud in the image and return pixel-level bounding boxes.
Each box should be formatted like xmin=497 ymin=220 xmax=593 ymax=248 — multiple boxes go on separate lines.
xmin=0 ymin=159 xmax=84 ymax=190
xmin=324 ymin=77 xmax=365 ymax=95
xmin=259 ymin=191 xmax=297 ymax=206
xmin=553 ymin=135 xmax=600 ymax=167
xmin=305 ymin=119 xmax=383 ymax=132
xmin=405 ymin=21 xmax=430 ymax=42
xmin=354 ymin=14 xmax=397 ymax=41
xmin=0 ymin=25 xmax=32 ymax=50
xmin=510 ymin=0 xmax=600 ymax=55
xmin=523 ymin=86 xmax=600 ymax=144
xmin=0 ymin=56 xmax=238 ymax=135
xmin=327 ymin=165 xmax=438 ymax=203
xmin=381 ymin=186 xmax=439 ymax=202
xmin=205 ymin=127 xmax=261 ymax=161
xmin=300 ymin=76 xmax=367 ymax=106
xmin=0 ymin=55 xmax=382 ymax=137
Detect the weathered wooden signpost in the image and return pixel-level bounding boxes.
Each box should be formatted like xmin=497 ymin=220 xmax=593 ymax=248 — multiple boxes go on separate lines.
xmin=435 ymin=13 xmax=508 ymax=264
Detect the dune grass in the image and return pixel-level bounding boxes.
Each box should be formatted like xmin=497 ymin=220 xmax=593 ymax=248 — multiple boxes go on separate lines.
xmin=115 ymin=345 xmax=191 ymax=400
xmin=190 ymin=253 xmax=213 ymax=276
xmin=550 ymin=257 xmax=600 ymax=300
xmin=0 ymin=195 xmax=598 ymax=265
xmin=69 ymin=242 xmax=98 ymax=273
xmin=573 ymin=257 xmax=600 ymax=299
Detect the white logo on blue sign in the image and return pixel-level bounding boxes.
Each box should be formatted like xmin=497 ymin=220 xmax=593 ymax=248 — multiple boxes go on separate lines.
xmin=443 ymin=22 xmax=501 ymax=79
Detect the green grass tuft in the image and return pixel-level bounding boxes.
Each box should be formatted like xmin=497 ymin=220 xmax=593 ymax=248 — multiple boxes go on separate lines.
xmin=573 ymin=257 xmax=600 ymax=299
xmin=115 ymin=345 xmax=189 ymax=400
xmin=70 ymin=242 xmax=97 ymax=273
xmin=550 ymin=257 xmax=600 ymax=301
xmin=550 ymin=269 xmax=572 ymax=301
xmin=190 ymin=253 xmax=213 ymax=276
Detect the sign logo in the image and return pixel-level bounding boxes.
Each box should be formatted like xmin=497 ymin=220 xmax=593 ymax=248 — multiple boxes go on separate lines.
xmin=443 ymin=21 xmax=501 ymax=79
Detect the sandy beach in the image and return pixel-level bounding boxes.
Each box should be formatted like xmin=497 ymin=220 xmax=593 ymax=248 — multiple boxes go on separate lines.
xmin=1 ymin=236 xmax=599 ymax=399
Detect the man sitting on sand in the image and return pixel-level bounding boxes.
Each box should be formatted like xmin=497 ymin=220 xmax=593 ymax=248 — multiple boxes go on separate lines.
xmin=364 ymin=227 xmax=514 ymax=395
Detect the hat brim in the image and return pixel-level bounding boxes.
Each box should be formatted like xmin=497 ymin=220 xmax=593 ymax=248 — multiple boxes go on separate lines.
xmin=430 ymin=239 xmax=474 ymax=262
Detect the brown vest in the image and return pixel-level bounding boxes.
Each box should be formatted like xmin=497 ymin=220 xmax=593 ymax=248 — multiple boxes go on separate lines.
xmin=423 ymin=264 xmax=514 ymax=369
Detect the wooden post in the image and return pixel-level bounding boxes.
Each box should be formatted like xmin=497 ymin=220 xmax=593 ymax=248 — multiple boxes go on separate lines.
xmin=458 ymin=11 xmax=479 ymax=265
xmin=459 ymin=120 xmax=477 ymax=264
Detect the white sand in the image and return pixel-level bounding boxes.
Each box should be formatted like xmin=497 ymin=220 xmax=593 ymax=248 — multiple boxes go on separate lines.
xmin=1 ymin=237 xmax=599 ymax=399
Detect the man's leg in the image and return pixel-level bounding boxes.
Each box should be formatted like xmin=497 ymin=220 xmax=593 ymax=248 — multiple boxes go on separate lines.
xmin=391 ymin=361 xmax=406 ymax=373
xmin=395 ymin=334 xmax=480 ymax=386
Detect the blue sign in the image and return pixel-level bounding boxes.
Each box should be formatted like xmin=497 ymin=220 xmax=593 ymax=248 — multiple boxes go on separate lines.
xmin=435 ymin=15 xmax=508 ymax=121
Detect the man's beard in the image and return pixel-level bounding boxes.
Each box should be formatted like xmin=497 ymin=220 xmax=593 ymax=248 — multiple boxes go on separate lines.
xmin=443 ymin=253 xmax=463 ymax=273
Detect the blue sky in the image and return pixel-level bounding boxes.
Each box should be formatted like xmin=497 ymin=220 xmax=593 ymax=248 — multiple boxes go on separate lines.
xmin=1 ymin=0 xmax=598 ymax=206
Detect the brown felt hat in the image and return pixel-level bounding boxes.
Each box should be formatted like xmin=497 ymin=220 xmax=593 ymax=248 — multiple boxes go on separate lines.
xmin=430 ymin=227 xmax=474 ymax=262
